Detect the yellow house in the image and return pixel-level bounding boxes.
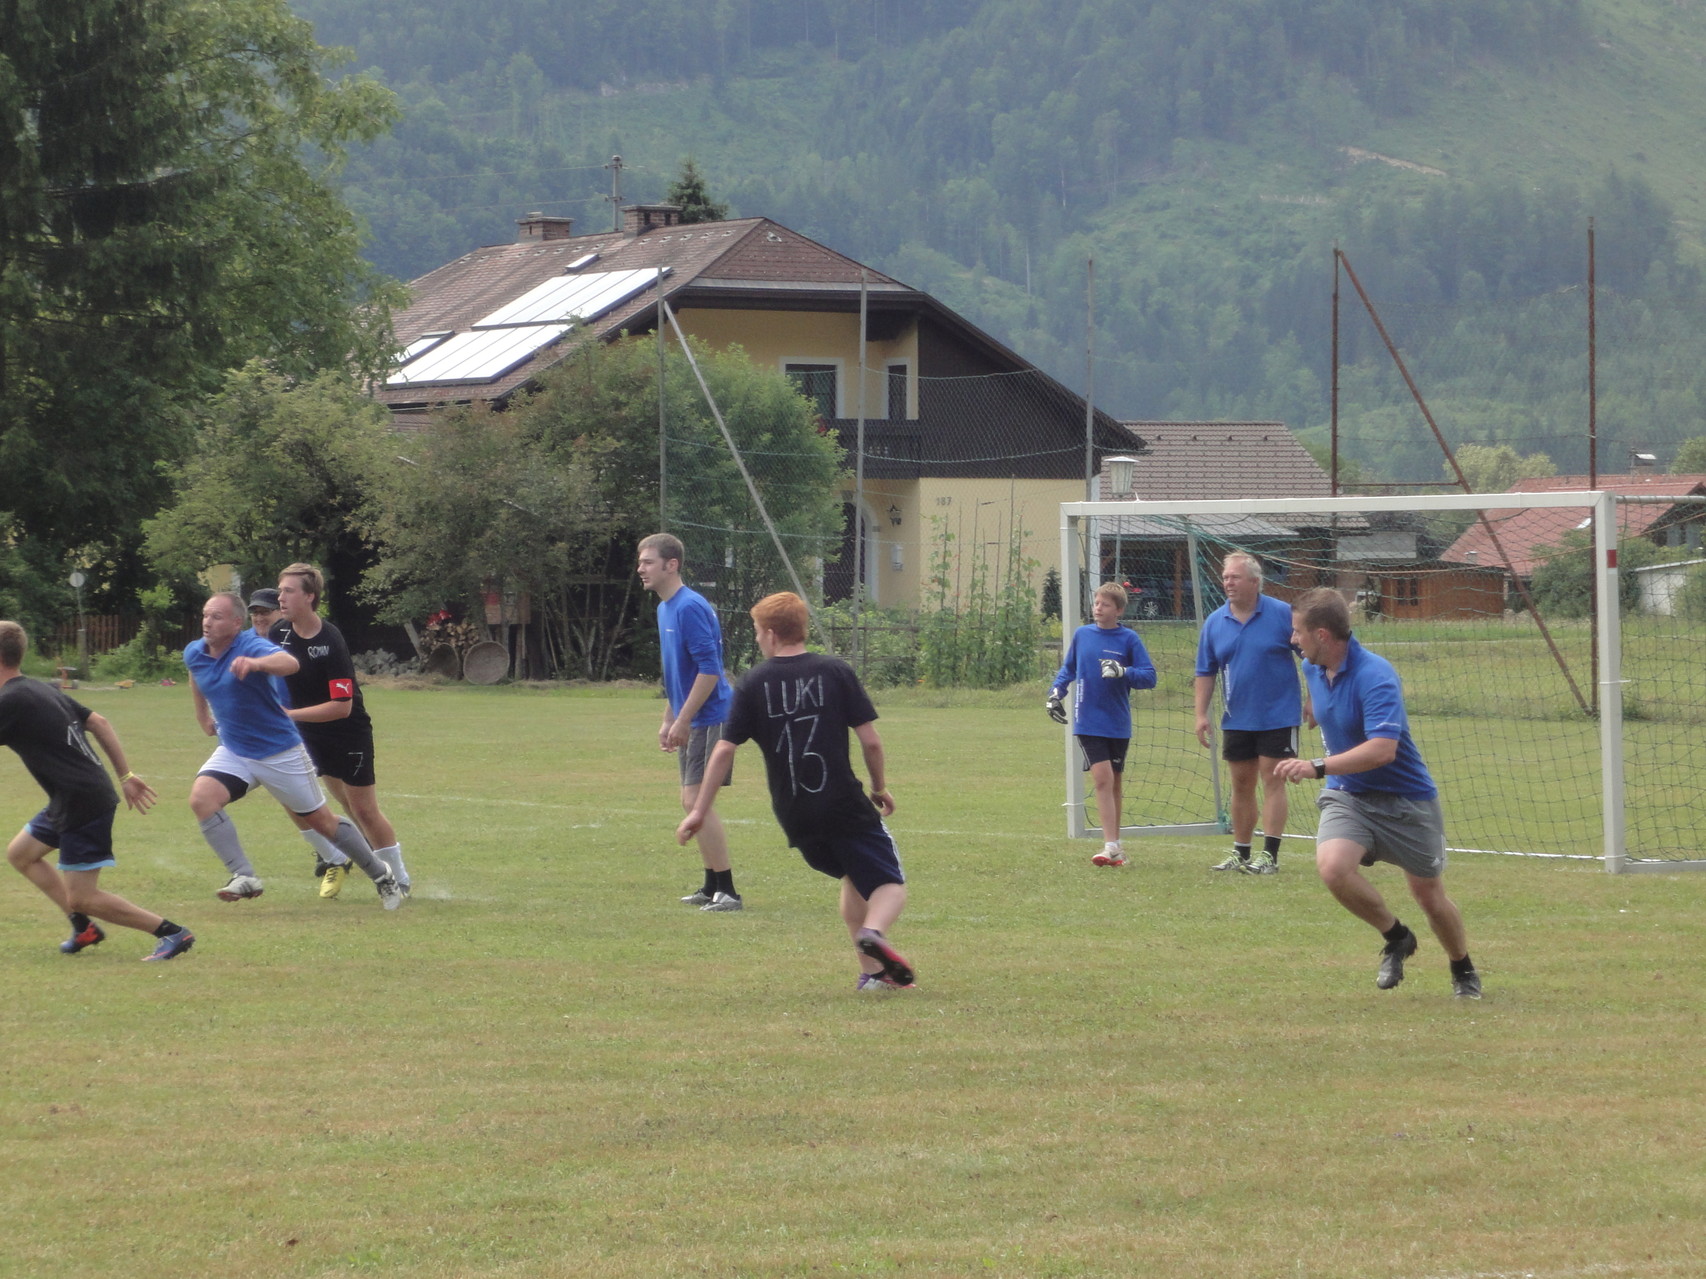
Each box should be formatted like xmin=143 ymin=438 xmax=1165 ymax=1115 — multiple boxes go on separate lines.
xmin=378 ymin=204 xmax=1137 ymax=610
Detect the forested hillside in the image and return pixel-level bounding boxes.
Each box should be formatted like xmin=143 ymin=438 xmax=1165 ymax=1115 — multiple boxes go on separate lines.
xmin=294 ymin=0 xmax=1706 ymax=480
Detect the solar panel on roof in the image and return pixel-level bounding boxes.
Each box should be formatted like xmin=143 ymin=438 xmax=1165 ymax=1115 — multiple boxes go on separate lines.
xmin=472 ymin=267 xmax=666 ymax=328
xmin=384 ymin=324 xmax=569 ymax=387
xmin=396 ymin=331 xmax=452 ymax=364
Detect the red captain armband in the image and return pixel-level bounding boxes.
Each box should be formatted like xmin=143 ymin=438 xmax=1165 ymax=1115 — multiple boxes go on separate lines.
xmin=328 ymin=678 xmax=355 ymax=701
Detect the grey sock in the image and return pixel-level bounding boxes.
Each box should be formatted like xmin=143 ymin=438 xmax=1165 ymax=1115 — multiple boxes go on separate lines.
xmin=198 ymin=811 xmax=254 ymax=877
xmin=301 ymin=828 xmax=348 ymax=866
xmin=327 ymin=816 xmax=387 ymax=881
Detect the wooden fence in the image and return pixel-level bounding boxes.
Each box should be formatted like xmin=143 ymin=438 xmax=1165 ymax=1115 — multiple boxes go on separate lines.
xmin=47 ymin=615 xmax=201 ymax=660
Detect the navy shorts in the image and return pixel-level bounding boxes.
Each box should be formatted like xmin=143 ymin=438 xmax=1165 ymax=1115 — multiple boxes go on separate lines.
xmin=26 ymin=807 xmax=118 ymax=872
xmin=795 ymin=822 xmax=905 ymax=901
xmin=1076 ymin=734 xmax=1130 ymax=773
xmin=1222 ymin=726 xmax=1299 ymax=763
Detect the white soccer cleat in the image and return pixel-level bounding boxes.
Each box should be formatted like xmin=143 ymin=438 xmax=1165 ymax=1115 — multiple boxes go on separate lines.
xmin=216 ymin=874 xmax=264 ymax=902
xmin=375 ymin=873 xmax=405 ymax=911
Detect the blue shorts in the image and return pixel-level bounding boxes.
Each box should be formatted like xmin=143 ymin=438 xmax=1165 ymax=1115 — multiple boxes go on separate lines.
xmin=26 ymin=808 xmax=118 ymax=872
xmin=795 ymin=823 xmax=905 ymax=901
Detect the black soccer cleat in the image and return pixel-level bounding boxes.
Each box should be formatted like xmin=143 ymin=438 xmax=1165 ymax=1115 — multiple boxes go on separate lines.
xmin=1377 ymin=928 xmax=1418 ymax=990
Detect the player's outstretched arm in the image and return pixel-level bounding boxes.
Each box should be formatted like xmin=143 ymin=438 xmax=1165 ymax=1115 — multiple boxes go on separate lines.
xmin=85 ymin=712 xmax=158 ymax=813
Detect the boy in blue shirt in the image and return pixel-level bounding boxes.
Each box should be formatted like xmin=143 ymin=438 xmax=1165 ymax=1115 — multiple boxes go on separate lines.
xmin=1275 ymin=588 xmax=1481 ymax=999
xmin=1047 ymin=582 xmax=1158 ymax=867
xmin=637 ymin=533 xmax=741 ymax=911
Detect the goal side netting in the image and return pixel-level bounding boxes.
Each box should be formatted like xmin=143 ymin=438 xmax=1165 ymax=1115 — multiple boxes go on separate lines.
xmin=1058 ymin=490 xmax=1705 ymax=874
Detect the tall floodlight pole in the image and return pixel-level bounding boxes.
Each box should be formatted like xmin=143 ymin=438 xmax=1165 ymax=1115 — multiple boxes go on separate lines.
xmin=1083 ymin=258 xmax=1096 ymax=615
xmin=1588 ymin=218 xmax=1598 ymax=489
xmin=657 ymin=266 xmax=668 ymax=529
xmin=854 ymin=272 xmax=868 ymax=671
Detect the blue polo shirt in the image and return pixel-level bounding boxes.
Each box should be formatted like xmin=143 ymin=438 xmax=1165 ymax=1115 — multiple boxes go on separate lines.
xmin=1051 ymin=623 xmax=1157 ymax=739
xmin=657 ymin=585 xmax=731 ymax=727
xmin=183 ymin=629 xmax=303 ymax=760
xmin=1303 ymin=635 xmax=1436 ymax=798
xmin=1195 ymin=593 xmax=1302 ymax=731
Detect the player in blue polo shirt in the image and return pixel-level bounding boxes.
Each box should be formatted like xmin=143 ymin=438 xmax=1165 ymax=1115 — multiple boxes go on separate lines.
xmin=1275 ymin=588 xmax=1481 ymax=999
xmin=183 ymin=592 xmax=401 ymax=908
xmin=1194 ymin=551 xmax=1302 ymax=875
xmin=1047 ymin=581 xmax=1157 ymax=868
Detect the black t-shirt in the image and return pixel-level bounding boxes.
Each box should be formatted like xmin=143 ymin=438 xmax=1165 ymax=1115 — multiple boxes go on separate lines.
xmin=268 ymin=618 xmax=371 ymax=746
xmin=725 ymin=652 xmax=880 ymax=849
xmin=0 ymin=676 xmax=117 ymax=829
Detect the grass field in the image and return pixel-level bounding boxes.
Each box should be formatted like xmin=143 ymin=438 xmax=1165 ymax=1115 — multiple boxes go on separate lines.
xmin=4 ymin=681 xmax=1706 ymax=1279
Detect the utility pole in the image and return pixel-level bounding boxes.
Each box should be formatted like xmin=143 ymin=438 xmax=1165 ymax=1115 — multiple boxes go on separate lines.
xmin=604 ymin=155 xmax=625 ymax=231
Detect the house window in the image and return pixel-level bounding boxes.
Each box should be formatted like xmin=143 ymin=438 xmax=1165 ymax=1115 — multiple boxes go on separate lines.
xmin=784 ymin=362 xmax=838 ymax=419
xmin=1393 ymin=576 xmax=1420 ymax=608
xmin=886 ymin=362 xmax=910 ymax=421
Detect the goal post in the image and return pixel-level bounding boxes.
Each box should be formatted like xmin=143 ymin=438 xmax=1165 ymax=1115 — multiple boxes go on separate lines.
xmin=1058 ymin=489 xmax=1706 ymax=874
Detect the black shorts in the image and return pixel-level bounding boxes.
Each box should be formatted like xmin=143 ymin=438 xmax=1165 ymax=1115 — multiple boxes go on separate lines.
xmin=1076 ymin=734 xmax=1130 ymax=773
xmin=795 ymin=823 xmax=905 ymax=900
xmin=302 ymin=730 xmax=377 ymax=787
xmin=1222 ymin=726 xmax=1298 ymax=763
xmin=26 ymin=807 xmax=117 ymax=871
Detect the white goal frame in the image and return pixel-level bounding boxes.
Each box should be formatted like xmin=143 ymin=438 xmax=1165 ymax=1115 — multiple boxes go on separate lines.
xmin=1059 ymin=489 xmax=1698 ymax=875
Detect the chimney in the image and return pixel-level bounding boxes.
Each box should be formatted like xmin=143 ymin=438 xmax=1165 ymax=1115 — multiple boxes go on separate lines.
xmin=1630 ymin=448 xmax=1657 ymax=471
xmin=621 ymin=203 xmax=684 ymax=235
xmin=516 ymin=212 xmax=574 ymax=242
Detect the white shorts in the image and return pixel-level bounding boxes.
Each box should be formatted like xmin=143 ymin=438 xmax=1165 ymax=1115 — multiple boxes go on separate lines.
xmin=199 ymin=743 xmax=327 ymax=816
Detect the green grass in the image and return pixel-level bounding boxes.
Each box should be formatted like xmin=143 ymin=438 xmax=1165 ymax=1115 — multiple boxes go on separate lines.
xmin=3 ymin=682 xmax=1705 ymax=1278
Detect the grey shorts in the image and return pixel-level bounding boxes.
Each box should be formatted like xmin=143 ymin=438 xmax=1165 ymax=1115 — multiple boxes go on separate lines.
xmin=1316 ymin=789 xmax=1446 ymax=879
xmin=678 ymin=723 xmax=731 ymax=789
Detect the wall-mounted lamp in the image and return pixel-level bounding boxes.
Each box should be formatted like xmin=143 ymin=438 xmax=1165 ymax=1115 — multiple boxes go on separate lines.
xmin=1105 ymin=455 xmax=1137 ymax=499
xmin=888 ymin=504 xmax=902 ymax=526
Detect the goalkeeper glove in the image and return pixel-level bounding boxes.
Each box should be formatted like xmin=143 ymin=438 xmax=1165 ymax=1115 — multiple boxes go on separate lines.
xmin=1100 ymin=658 xmax=1126 ymax=680
xmin=1045 ymin=693 xmax=1067 ymax=725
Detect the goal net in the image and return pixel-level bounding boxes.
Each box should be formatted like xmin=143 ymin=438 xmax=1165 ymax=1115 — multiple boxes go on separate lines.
xmin=1058 ymin=489 xmax=1706 ymax=873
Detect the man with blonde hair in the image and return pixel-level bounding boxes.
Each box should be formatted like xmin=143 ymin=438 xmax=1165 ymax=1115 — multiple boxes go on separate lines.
xmin=1047 ymin=581 xmax=1157 ymax=867
xmin=1194 ymin=551 xmax=1302 ymax=875
xmin=1275 ymin=588 xmax=1481 ymax=998
xmin=270 ymin=562 xmax=411 ymax=898
xmin=679 ymin=592 xmax=914 ymax=990
xmin=0 ymin=620 xmax=194 ymax=960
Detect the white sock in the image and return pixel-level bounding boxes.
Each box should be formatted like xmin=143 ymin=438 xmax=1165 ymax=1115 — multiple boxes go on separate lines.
xmin=301 ymin=828 xmax=348 ymax=866
xmin=375 ymin=843 xmax=409 ymax=887
xmin=1103 ymin=841 xmax=1122 ymax=854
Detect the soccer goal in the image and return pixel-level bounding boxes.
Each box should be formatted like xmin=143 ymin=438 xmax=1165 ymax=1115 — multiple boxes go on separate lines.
xmin=1058 ymin=489 xmax=1706 ymax=873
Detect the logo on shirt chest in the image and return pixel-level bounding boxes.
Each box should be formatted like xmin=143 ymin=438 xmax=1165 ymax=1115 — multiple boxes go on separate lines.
xmin=306 ymin=645 xmax=331 ymax=659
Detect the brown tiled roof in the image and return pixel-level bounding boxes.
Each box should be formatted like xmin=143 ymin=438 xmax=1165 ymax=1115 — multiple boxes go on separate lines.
xmin=1107 ymin=422 xmax=1330 ymax=500
xmin=377 ymin=218 xmax=907 ymax=410
xmin=1441 ymin=473 xmax=1706 ymax=577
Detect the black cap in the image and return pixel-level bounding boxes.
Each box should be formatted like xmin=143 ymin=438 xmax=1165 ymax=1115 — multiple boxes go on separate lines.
xmin=247 ymin=587 xmax=281 ymax=612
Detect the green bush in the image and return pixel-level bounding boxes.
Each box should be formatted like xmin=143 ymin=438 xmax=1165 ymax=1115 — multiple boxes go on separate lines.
xmin=92 ymin=634 xmax=187 ymax=683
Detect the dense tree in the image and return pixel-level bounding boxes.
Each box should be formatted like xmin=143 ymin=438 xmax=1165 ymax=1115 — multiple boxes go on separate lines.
xmin=665 ymin=158 xmax=730 ymax=224
xmin=1449 ymin=443 xmax=1557 ymax=494
xmin=362 ymin=337 xmax=845 ymax=677
xmin=140 ymin=364 xmax=399 ymax=600
xmin=0 ymin=0 xmax=403 ymax=602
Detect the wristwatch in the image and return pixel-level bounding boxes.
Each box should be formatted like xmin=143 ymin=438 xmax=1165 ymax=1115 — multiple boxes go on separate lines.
xmin=1312 ymin=758 xmax=1327 ymax=779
